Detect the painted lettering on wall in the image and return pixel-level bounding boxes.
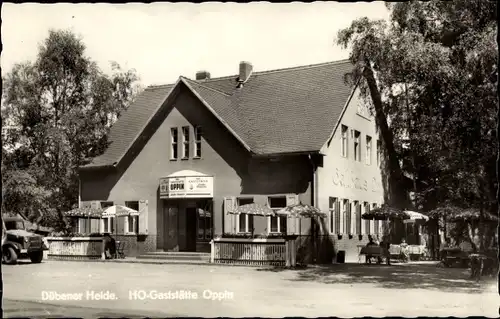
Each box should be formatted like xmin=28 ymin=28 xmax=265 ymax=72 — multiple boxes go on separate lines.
xmin=332 ymin=168 xmax=379 ymax=192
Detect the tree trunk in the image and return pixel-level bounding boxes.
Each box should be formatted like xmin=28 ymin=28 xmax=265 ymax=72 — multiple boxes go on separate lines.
xmin=363 ymin=65 xmax=409 ymax=209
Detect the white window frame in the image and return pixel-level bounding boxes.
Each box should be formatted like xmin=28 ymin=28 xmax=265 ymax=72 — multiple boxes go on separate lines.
xmin=366 ymin=135 xmax=372 ymax=165
xmin=341 ymin=125 xmax=348 ymax=158
xmin=170 ymin=128 xmax=178 ymax=160
xmin=236 ymin=198 xmax=253 ymax=233
xmin=329 ymin=197 xmax=339 ymax=234
xmin=124 ymin=201 xmax=139 ymax=234
xmin=194 ymin=126 xmax=202 ymax=158
xmin=182 ymin=126 xmax=190 ymax=159
xmin=268 ymin=197 xmax=287 ymax=234
xmin=124 ymin=215 xmax=138 ymax=234
xmin=354 ymin=130 xmax=361 ymax=162
xmin=343 ymin=199 xmax=350 ymax=234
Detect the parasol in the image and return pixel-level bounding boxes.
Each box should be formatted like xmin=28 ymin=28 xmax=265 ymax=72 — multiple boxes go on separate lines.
xmin=228 ymin=203 xmax=275 ymax=216
xmin=403 ymin=210 xmax=429 ymax=224
xmin=276 ymin=203 xmax=327 ymax=219
xmin=428 ymin=206 xmax=499 ymax=222
xmin=63 ymin=207 xmax=104 ymax=234
xmin=361 ymin=205 xmax=410 ymax=221
xmin=63 ymin=207 xmax=104 ymax=218
xmin=103 ymin=205 xmax=140 ymax=218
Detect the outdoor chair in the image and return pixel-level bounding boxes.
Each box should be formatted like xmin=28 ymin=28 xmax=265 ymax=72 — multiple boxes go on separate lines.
xmin=115 ymin=241 xmax=125 ymax=259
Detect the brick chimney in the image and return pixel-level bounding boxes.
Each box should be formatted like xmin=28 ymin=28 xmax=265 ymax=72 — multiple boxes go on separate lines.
xmin=238 ymin=61 xmax=253 ymax=86
xmin=196 ymin=70 xmax=211 ymax=81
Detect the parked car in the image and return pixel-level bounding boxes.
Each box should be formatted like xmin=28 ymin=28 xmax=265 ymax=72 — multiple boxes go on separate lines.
xmin=2 ymin=216 xmax=48 ymax=264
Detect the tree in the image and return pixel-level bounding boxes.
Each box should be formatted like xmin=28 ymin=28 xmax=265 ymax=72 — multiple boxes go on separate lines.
xmin=1 ymin=29 xmax=141 ymax=227
xmin=337 ymin=1 xmax=498 ymax=250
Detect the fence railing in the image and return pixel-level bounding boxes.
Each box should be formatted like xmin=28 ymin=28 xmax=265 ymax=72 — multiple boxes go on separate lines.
xmin=211 ymin=238 xmax=287 ymax=266
xmin=46 ymin=237 xmax=103 ymax=260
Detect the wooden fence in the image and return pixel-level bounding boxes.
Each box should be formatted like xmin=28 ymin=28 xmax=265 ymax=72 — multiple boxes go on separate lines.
xmin=211 ymin=238 xmax=287 ymax=266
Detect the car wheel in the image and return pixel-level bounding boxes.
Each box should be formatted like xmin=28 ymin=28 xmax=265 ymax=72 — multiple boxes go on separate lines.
xmin=3 ymin=246 xmax=18 ymax=264
xmin=29 ymin=251 xmax=43 ymax=263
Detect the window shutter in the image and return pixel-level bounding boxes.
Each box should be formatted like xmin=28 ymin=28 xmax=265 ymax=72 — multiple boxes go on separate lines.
xmin=139 ymin=200 xmax=148 ymax=234
xmin=286 ymin=194 xmax=299 ymax=235
xmin=223 ymin=197 xmax=236 ymax=234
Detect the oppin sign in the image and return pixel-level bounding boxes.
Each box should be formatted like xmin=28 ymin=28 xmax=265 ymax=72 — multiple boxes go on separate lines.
xmin=160 ymin=176 xmax=214 ymax=199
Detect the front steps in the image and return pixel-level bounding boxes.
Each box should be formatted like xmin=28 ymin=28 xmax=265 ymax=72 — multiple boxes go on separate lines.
xmin=136 ymin=251 xmax=211 ymax=263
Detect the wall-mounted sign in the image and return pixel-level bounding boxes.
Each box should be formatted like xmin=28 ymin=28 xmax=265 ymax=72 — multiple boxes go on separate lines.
xmin=159 ymin=175 xmax=214 ymax=199
xmin=331 ymin=168 xmax=380 ymax=193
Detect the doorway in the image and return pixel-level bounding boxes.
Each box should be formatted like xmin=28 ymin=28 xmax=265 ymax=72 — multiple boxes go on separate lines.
xmin=185 ymin=207 xmax=197 ymax=251
xmin=163 ymin=201 xmax=179 ymax=251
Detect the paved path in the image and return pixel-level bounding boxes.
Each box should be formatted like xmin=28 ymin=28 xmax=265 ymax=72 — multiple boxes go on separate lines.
xmin=3 ymin=260 xmax=498 ymax=318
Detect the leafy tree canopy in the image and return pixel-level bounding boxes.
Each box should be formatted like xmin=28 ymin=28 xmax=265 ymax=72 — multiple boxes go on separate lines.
xmin=2 ymin=29 xmax=142 ymax=226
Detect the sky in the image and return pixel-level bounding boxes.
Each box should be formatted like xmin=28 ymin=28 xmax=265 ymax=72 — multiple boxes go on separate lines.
xmin=2 ymin=2 xmax=390 ymax=87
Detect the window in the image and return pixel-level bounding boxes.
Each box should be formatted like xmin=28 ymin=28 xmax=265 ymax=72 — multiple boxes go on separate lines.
xmin=269 ymin=197 xmax=287 ymax=233
xmin=197 ymin=202 xmax=212 ymax=240
xmin=236 ymin=198 xmax=254 ymax=233
xmin=366 ymin=136 xmax=372 ymax=165
xmin=171 ymin=128 xmax=178 ymax=160
xmin=364 ymin=202 xmax=370 ymax=234
xmin=78 ymin=218 xmax=100 ymax=234
xmin=194 ymin=126 xmax=202 ymax=158
xmin=343 ymin=199 xmax=350 ymax=234
xmin=100 ymin=201 xmax=113 ymax=209
xmin=182 ymin=126 xmax=190 ymax=159
xmin=376 ymin=140 xmax=381 ymax=165
xmin=329 ymin=197 xmax=341 ymax=234
xmin=341 ymin=125 xmax=348 ymax=157
xmin=373 ymin=203 xmax=379 ymax=234
xmin=355 ymin=201 xmax=362 ymax=234
xmin=354 ymin=130 xmax=361 ymax=161
xmin=125 ymin=201 xmax=139 ymax=234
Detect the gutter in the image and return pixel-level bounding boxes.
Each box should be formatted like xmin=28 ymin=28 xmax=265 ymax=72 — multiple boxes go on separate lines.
xmin=252 ymin=150 xmax=321 ymax=159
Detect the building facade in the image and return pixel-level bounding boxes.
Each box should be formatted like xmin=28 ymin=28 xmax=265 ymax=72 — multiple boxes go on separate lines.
xmin=79 ymin=60 xmax=385 ymax=261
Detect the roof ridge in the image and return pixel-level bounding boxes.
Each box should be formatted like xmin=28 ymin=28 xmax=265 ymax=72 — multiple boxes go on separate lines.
xmin=182 ymin=77 xmax=232 ymax=97
xmin=145 ymin=59 xmax=351 ymax=88
xmin=251 ymin=59 xmax=351 ymax=76
xmin=146 ymin=83 xmax=174 ymax=90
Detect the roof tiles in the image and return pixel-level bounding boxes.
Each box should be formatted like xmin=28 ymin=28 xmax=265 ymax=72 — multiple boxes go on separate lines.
xmin=83 ymin=60 xmax=354 ymax=168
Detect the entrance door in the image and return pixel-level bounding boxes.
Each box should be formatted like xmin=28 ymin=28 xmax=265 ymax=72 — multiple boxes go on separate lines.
xmin=163 ymin=202 xmax=179 ymax=251
xmin=185 ymin=207 xmax=197 ymax=251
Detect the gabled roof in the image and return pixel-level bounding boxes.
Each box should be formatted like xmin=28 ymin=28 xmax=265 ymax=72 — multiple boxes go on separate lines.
xmin=83 ymin=59 xmax=354 ymax=169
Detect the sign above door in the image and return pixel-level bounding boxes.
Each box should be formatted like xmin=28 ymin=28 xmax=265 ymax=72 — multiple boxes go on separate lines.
xmin=160 ymin=174 xmax=214 ymax=199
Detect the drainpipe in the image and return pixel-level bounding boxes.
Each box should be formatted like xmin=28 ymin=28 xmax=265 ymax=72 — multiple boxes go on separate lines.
xmin=308 ymin=153 xmax=319 ymax=263
xmin=308 ymin=154 xmax=317 ymax=206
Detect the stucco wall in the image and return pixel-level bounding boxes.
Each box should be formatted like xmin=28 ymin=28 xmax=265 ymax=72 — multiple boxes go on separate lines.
xmin=316 ymin=88 xmax=385 ymax=261
xmin=80 ymin=85 xmax=312 ymax=251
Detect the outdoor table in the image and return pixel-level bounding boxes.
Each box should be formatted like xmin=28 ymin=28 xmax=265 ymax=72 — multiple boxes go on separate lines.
xmin=359 ymin=246 xmax=385 ymax=264
xmin=440 ymin=247 xmax=469 ymax=267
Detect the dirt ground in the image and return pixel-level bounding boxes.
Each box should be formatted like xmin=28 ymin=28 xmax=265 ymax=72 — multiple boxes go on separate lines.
xmin=2 ymin=260 xmax=498 ymax=318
